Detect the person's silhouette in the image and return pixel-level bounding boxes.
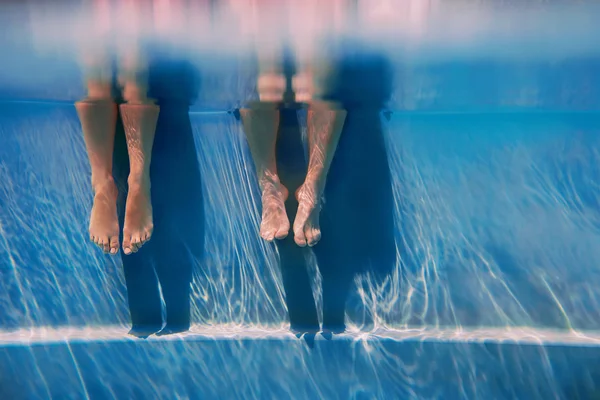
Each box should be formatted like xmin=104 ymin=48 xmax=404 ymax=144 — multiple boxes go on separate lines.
xmin=275 ymin=106 xmax=321 ymax=335
xmin=314 ymin=44 xmax=396 ymax=334
xmin=266 ymin=42 xmax=396 ymax=335
xmin=113 ymin=55 xmax=204 ymax=338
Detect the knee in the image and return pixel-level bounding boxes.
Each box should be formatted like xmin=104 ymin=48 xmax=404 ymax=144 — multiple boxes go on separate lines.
xmin=292 ymin=72 xmax=315 ymax=103
xmin=292 ymin=73 xmax=343 ymax=110
xmin=85 ymin=80 xmax=114 ymax=101
xmin=117 ymin=54 xmax=153 ymax=104
xmin=256 ymin=73 xmax=286 ymax=103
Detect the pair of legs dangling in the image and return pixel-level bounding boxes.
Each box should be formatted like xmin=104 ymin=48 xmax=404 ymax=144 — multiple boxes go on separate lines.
xmin=240 ymin=68 xmax=346 ymax=247
xmin=76 ymin=55 xmax=159 ymax=255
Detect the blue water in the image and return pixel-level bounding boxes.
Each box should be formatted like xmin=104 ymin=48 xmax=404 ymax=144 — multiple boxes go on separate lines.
xmin=2 ymin=2 xmax=600 ymax=399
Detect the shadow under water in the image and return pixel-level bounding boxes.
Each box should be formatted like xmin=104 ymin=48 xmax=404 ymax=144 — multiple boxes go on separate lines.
xmin=113 ymin=55 xmax=205 ymax=337
xmin=271 ymin=42 xmax=397 ymax=336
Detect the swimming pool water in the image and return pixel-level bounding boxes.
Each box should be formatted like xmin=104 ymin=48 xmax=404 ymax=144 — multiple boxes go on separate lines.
xmin=1 ymin=1 xmax=600 ymax=399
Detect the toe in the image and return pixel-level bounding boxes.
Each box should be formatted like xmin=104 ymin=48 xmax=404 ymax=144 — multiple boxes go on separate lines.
xmin=98 ymin=237 xmax=109 ymax=253
xmin=262 ymin=230 xmax=276 ymax=242
xmin=93 ymin=237 xmax=104 ymax=249
xmin=122 ymin=235 xmax=132 ymax=255
xmin=260 ymin=225 xmax=276 ymax=242
xmin=307 ymin=228 xmax=321 ymax=247
xmin=275 ymin=218 xmax=290 ymax=240
xmin=109 ymin=236 xmax=119 ymax=255
xmin=133 ymin=234 xmax=146 ymax=252
xmin=275 ymin=226 xmax=289 ymax=240
xmin=294 ymin=228 xmax=307 ymax=247
xmin=142 ymin=230 xmax=152 ymax=243
xmin=130 ymin=234 xmax=142 ymax=248
xmin=130 ymin=240 xmax=140 ymax=253
xmin=292 ymin=218 xmax=306 ymax=247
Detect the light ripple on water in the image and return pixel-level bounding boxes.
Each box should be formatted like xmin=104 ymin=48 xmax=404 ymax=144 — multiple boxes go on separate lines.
xmin=1 ymin=108 xmax=600 ymax=333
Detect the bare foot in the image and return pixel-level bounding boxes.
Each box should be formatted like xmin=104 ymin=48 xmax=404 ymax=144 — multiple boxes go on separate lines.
xmin=89 ymin=179 xmax=120 ymax=254
xmin=122 ymin=180 xmax=153 ymax=255
xmin=260 ymin=181 xmax=290 ymax=241
xmin=293 ymin=182 xmax=322 ymax=247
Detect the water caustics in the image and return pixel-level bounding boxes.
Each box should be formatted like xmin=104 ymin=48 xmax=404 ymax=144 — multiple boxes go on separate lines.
xmin=1 ymin=0 xmax=600 ymax=338
xmin=1 ymin=0 xmax=600 ymax=398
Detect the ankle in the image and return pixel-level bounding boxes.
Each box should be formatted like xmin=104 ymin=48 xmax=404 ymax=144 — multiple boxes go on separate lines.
xmin=86 ymin=81 xmax=113 ymax=101
xmin=298 ymin=180 xmax=323 ymax=206
xmin=258 ymin=171 xmax=282 ymax=191
xmin=302 ymin=176 xmax=324 ymax=197
xmin=92 ymin=176 xmax=116 ymax=194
